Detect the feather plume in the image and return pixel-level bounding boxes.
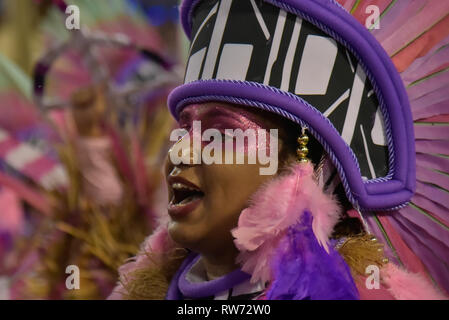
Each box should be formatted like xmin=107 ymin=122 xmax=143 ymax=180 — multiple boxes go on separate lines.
xmin=231 ymin=162 xmax=341 ymax=284
xmin=381 ymin=263 xmax=447 ymax=300
xmin=266 ymin=211 xmax=359 ymax=300
xmin=336 ymin=0 xmax=449 ymax=296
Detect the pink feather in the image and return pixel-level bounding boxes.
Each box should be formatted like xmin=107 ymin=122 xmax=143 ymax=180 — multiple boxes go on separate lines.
xmin=381 ymin=1 xmax=449 ymax=56
xmin=231 ymin=162 xmax=341 ymax=284
xmin=381 ymin=263 xmax=447 ymax=300
xmin=402 ymin=42 xmax=449 ymax=86
xmin=0 ymin=187 xmax=24 ymax=234
xmin=372 ymin=0 xmax=425 ymax=45
xmin=407 ymin=70 xmax=449 ymax=102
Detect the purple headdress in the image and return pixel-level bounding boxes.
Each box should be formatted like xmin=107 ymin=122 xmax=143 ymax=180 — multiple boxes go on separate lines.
xmin=170 ymin=0 xmax=415 ymax=211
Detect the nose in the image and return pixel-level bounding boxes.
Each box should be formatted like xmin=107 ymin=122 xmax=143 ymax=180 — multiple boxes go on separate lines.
xmin=164 ymin=130 xmax=201 ymax=177
xmin=164 ymin=151 xmax=182 ymax=178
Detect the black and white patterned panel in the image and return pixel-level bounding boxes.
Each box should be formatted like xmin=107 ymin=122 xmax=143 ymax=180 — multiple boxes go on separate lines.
xmin=185 ymin=0 xmax=389 ymax=179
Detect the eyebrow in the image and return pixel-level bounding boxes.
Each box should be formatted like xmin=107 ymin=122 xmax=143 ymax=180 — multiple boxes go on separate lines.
xmin=179 ymin=104 xmax=269 ymax=129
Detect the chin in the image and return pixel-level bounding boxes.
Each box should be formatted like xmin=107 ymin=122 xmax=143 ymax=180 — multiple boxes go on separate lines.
xmin=167 ymin=221 xmax=203 ymax=250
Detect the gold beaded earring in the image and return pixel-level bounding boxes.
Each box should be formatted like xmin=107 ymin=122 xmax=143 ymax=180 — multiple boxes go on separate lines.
xmin=297 ymin=127 xmax=309 ymax=163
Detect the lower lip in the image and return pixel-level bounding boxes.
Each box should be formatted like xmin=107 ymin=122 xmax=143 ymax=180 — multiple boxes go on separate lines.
xmin=167 ymin=197 xmax=203 ymax=219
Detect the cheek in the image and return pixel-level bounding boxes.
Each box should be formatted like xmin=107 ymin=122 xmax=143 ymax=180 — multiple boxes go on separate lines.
xmin=202 ymin=162 xmax=271 ymax=217
xmin=201 ymin=166 xmax=235 ymax=220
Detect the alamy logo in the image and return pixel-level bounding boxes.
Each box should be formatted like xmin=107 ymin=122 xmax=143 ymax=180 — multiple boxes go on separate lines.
xmin=365 ymin=265 xmax=380 ymax=289
xmin=365 ymin=5 xmax=380 ymax=30
xmin=65 ymin=5 xmax=80 ymax=30
xmin=169 ymin=121 xmax=279 ymax=175
xmin=65 ymin=265 xmax=80 ymax=290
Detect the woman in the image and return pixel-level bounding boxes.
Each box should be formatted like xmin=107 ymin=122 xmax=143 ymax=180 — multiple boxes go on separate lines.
xmin=109 ymin=0 xmax=449 ymax=299
xmin=109 ymin=100 xmax=443 ymax=300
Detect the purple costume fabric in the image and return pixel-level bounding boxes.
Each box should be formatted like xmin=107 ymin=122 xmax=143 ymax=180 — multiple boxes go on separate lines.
xmin=166 ymin=212 xmax=359 ymax=300
xmin=166 ymin=253 xmax=251 ymax=300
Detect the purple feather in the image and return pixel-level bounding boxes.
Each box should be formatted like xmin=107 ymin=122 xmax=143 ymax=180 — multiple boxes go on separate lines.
xmin=266 ymin=211 xmax=359 ymax=300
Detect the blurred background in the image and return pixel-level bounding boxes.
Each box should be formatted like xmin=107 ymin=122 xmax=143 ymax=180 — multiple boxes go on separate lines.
xmin=0 ymin=0 xmax=185 ymax=299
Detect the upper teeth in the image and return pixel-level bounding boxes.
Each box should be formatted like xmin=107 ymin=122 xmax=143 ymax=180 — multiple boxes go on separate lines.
xmin=172 ymin=182 xmax=198 ymax=191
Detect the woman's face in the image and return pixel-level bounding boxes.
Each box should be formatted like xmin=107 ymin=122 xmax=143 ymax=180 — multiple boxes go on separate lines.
xmin=164 ymin=102 xmax=292 ymax=257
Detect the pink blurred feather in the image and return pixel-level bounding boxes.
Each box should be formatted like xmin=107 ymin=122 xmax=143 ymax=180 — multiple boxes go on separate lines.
xmin=420 ymin=115 xmax=449 ymax=123
xmin=410 ymin=86 xmax=449 ymax=120
xmin=402 ymin=41 xmax=449 ymax=86
xmin=416 ymin=153 xmax=449 ymax=174
xmin=404 ymin=34 xmax=449 ymax=69
xmin=381 ymin=1 xmax=449 ymax=56
xmin=0 ymin=92 xmax=42 ymax=135
xmin=381 ymin=263 xmax=447 ymax=300
xmin=0 ymin=187 xmax=24 ymax=234
xmin=413 ymin=100 xmax=449 ymax=121
xmin=414 ymin=124 xmax=449 ymax=140
xmin=410 ymin=193 xmax=449 ymax=227
xmin=372 ymin=0 xmax=425 ymax=45
xmin=407 ymin=70 xmax=449 ymax=101
xmin=416 ymin=165 xmax=449 ymax=193
xmin=415 ymin=140 xmax=449 ymax=155
xmin=375 ymin=214 xmax=429 ymax=275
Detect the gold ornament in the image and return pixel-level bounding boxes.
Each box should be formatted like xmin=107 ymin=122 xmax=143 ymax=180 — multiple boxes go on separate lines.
xmin=297 ymin=128 xmax=310 ymax=163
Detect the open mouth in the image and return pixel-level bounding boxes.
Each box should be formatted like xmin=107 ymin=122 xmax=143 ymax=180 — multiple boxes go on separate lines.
xmin=167 ymin=177 xmax=204 ymax=218
xmin=169 ymin=181 xmax=204 ymax=206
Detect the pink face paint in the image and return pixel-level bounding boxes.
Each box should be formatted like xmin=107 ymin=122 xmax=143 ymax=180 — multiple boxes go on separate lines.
xmin=178 ymin=104 xmax=272 ymax=155
xmin=173 ymin=103 xmax=279 ymax=175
